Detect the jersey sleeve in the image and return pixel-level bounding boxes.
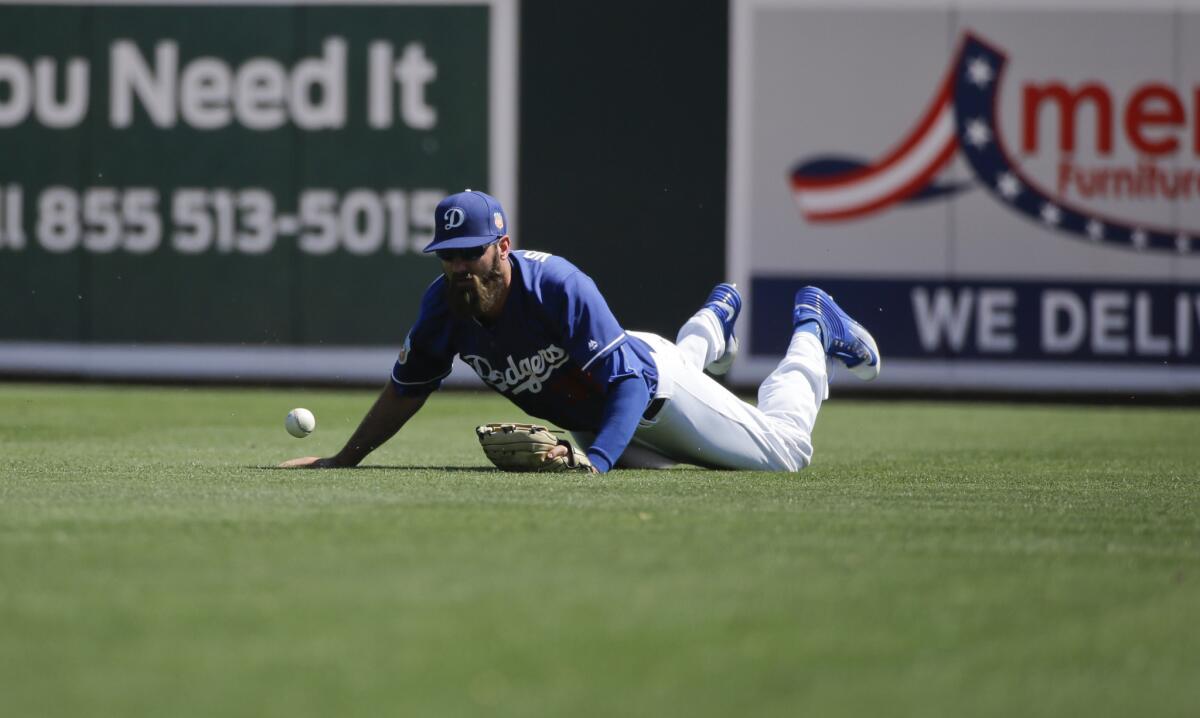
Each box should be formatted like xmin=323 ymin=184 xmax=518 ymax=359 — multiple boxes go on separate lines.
xmin=390 ymin=281 xmax=455 ymax=397
xmin=544 ymin=270 xmax=640 ymax=385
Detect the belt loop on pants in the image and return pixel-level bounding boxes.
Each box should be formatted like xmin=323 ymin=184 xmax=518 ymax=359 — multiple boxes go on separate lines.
xmin=642 ymin=397 xmax=667 ymax=421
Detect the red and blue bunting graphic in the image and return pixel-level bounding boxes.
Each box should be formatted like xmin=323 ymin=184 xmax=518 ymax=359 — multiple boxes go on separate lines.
xmin=791 ymin=33 xmax=1196 ymax=256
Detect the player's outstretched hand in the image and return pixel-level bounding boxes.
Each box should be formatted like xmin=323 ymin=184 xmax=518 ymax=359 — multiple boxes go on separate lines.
xmin=543 ymin=444 xmax=599 ymax=474
xmin=279 ymin=456 xmax=341 ymax=469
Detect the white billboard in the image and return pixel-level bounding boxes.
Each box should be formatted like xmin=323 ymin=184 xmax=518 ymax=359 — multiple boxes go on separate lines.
xmin=729 ymin=0 xmax=1200 ymax=393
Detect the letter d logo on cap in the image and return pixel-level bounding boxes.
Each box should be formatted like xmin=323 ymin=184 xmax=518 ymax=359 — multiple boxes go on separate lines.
xmin=444 ymin=207 xmax=466 ymax=230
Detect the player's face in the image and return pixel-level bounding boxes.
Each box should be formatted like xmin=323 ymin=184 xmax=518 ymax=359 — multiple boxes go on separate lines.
xmin=443 ymin=242 xmax=506 ymax=318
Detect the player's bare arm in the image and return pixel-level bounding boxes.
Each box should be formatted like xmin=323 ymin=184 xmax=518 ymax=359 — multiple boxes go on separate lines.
xmin=280 ymin=387 xmax=428 ymax=468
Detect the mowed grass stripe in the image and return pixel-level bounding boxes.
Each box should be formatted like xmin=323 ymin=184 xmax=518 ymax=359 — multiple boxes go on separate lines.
xmin=0 ymin=384 xmax=1197 ymax=718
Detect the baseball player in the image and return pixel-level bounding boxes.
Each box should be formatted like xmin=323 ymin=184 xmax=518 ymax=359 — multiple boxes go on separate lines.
xmin=282 ymin=190 xmax=880 ymax=473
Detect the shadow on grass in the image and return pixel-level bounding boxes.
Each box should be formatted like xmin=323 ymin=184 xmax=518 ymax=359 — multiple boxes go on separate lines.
xmin=255 ymin=465 xmax=495 ymax=473
xmin=257 ymin=463 xmax=722 ymax=473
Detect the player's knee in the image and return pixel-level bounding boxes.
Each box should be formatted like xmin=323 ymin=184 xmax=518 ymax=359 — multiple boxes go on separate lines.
xmin=790 ymin=444 xmax=814 ymax=471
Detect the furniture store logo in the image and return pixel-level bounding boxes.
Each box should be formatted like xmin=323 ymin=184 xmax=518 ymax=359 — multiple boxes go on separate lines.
xmin=790 ymin=32 xmax=1198 ymax=256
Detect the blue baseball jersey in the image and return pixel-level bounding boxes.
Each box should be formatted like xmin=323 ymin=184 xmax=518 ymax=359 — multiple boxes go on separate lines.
xmin=390 ymin=250 xmax=659 ymax=431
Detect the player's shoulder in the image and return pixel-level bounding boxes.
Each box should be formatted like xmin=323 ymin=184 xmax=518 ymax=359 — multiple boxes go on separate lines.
xmin=512 ymin=249 xmax=586 ymax=291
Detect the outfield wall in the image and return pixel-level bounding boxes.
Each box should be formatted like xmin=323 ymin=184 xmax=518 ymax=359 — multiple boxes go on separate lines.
xmin=6 ymin=0 xmax=1199 ymax=394
xmin=729 ymin=0 xmax=1200 ymax=393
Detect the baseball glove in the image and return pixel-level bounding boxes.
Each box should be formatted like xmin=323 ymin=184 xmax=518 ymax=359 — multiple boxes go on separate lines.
xmin=475 ymin=423 xmax=594 ymax=473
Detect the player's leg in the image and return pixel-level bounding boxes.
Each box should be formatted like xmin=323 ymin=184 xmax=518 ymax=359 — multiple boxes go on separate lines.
xmin=630 ymin=332 xmax=812 ymax=471
xmin=756 ymin=286 xmax=882 ymax=443
xmin=626 ymin=287 xmax=880 ymax=472
xmin=675 ymin=283 xmax=741 ymax=374
xmin=753 ymin=325 xmax=828 ymax=452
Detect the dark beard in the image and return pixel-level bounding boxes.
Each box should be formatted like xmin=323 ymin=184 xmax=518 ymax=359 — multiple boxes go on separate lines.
xmin=445 ymin=251 xmax=505 ymax=319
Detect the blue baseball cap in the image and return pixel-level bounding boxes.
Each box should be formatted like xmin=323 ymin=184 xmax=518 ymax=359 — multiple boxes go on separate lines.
xmin=422 ymin=190 xmax=508 ymax=253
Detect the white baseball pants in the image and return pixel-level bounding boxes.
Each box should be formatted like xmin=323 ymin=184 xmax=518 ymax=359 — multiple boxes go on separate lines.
xmin=574 ymin=310 xmax=830 ymax=472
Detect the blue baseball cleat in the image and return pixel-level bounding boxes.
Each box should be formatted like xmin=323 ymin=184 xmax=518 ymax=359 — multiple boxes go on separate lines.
xmin=702 ymin=283 xmax=742 ymax=376
xmin=792 ymin=286 xmax=881 ymax=381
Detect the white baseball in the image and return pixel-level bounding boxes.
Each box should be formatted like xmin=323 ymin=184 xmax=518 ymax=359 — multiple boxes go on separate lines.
xmin=285 ymin=408 xmax=316 ymax=438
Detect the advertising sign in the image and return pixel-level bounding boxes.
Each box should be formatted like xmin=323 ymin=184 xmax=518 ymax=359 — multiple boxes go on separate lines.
xmin=729 ymin=0 xmax=1200 ymax=392
xmin=0 ymin=0 xmax=516 ymax=381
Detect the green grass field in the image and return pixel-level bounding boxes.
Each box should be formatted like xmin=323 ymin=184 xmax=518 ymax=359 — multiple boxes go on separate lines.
xmin=2 ymin=383 xmax=1198 ymax=717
